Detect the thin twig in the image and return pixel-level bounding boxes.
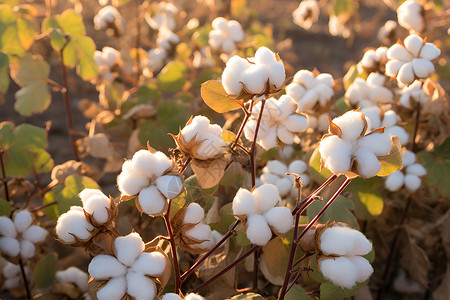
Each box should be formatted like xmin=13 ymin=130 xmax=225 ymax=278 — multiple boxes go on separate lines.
xmin=249 ymin=99 xmax=266 ymax=188
xmin=134 ymin=0 xmax=142 ymax=86
xmin=32 ymin=201 xmax=58 ymax=212
xmin=180 ymin=157 xmax=192 ymax=174
xmin=19 ymin=258 xmax=32 ymax=300
xmin=164 ymin=199 xmax=181 ymax=293
xmin=412 ymin=102 xmax=421 ymax=152
xmin=0 ymin=146 xmax=11 ymax=204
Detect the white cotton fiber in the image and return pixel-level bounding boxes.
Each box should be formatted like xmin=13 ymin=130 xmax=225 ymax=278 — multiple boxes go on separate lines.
xmin=13 ymin=210 xmax=33 ymax=233
xmin=253 ymin=184 xmax=281 ymax=214
xmin=0 ymin=237 xmax=20 ymax=257
xmin=138 ymin=185 xmax=167 ymax=216
xmin=266 ymin=160 xmax=288 ymax=176
xmin=222 ymin=56 xmax=249 ymax=95
xmin=386 ymin=126 xmax=409 ymax=146
xmin=151 ymin=151 xmax=174 ymax=177
xmin=402 ymin=150 xmax=416 ymax=167
xmin=162 ymin=294 xmax=182 ymax=300
xmin=276 ymin=177 xmax=292 ymax=197
xmin=117 ymin=168 xmax=148 ymax=196
xmin=277 ymin=126 xmax=295 ymax=144
xmin=96 ymin=276 xmax=127 ymax=300
xmin=388 ymin=44 xmax=412 ymax=61
xmin=131 ymin=150 xmax=157 ymax=178
xmin=79 ymin=189 xmax=105 ymax=204
xmin=56 ymin=267 xmax=89 ymax=291
xmin=0 ymin=217 xmax=17 ymax=237
xmin=232 ymin=188 xmax=257 ymax=216
xmin=405 ymin=174 xmax=421 ymax=192
xmin=288 ymin=160 xmax=307 ymax=174
xmin=412 ymin=58 xmax=434 ymax=78
xmin=268 ymin=61 xmax=286 ymax=88
xmin=181 ymin=116 xmax=210 ymax=143
xmin=264 ymin=207 xmax=293 ymax=234
xmin=185 ymin=294 xmax=206 ymax=300
xmin=332 ymin=111 xmax=365 ymax=141
xmin=20 ymin=239 xmax=36 ymax=259
xmin=320 ymin=226 xmax=354 ymax=256
xmin=358 ymin=133 xmax=391 ymax=156
xmin=285 ymin=115 xmax=308 ymax=132
xmin=260 ymin=173 xmax=279 ymax=185
xmin=241 ymin=64 xmax=269 ymax=94
xmin=184 ymin=203 xmax=205 ymax=224
xmin=348 ymin=256 xmax=374 ymax=283
xmin=4 ymin=277 xmax=21 ymax=289
xmin=156 ymin=175 xmax=183 ymax=199
xmin=131 ymin=252 xmax=166 ymax=276
xmin=56 ymin=207 xmax=94 ymax=243
xmin=355 ymin=148 xmax=382 ymax=178
xmin=347 ymin=230 xmax=373 ymax=256
xmin=385 ymin=60 xmax=404 ymax=77
xmin=385 ymin=171 xmax=405 ymax=191
xmin=319 ymin=136 xmax=352 ymax=174
xmin=2 ymin=262 xmax=20 ymax=278
xmin=88 ymin=255 xmax=127 ymax=279
xmin=83 ymin=194 xmax=111 ymax=224
xmin=186 ymin=223 xmax=211 ymax=241
xmin=320 ymin=257 xmax=358 ymax=289
xmin=397 ymin=63 xmax=415 ymax=86
xmin=406 ymin=164 xmax=427 ymax=177
xmin=126 ymin=271 xmax=157 ymax=300
xmin=419 ymin=43 xmax=440 ymax=60
xmin=246 ymin=214 xmax=272 ymax=246
xmin=114 ymin=232 xmax=144 ymax=267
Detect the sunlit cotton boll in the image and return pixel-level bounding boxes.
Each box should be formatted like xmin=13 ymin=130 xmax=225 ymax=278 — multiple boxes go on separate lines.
xmin=56 ymin=267 xmax=89 ymax=292
xmin=232 ymin=188 xmax=257 ymax=216
xmin=246 ymin=214 xmax=272 ymax=246
xmin=320 ymin=257 xmax=359 ymax=289
xmin=80 ymin=189 xmax=111 ymax=224
xmin=397 ymin=0 xmax=425 ymax=33
xmin=264 ymin=207 xmax=293 ymax=234
xmin=292 ymin=0 xmax=319 ymax=30
xmin=56 ymin=206 xmax=95 ymax=243
xmin=183 ymin=203 xmax=205 ymax=224
xmin=208 ymin=17 xmax=245 ymax=54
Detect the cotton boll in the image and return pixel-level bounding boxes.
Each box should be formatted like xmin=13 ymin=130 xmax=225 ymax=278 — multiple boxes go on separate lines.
xmin=277 ymin=95 xmax=296 ymax=117
xmin=0 ymin=217 xmax=17 ymax=237
xmin=4 ymin=277 xmax=21 ymax=289
xmin=260 ymin=173 xmax=280 ymax=185
xmin=151 ymin=151 xmax=174 ymax=177
xmin=412 ymin=58 xmax=434 ymax=78
xmin=404 ymin=34 xmax=423 ymax=57
xmin=355 ymin=148 xmax=382 ymax=178
xmin=370 ymin=86 xmax=393 ymax=104
xmin=332 ymin=111 xmax=365 ymax=141
xmin=255 ymin=46 xmax=277 ymax=65
xmin=277 ymin=126 xmax=295 ymax=144
xmin=382 ymin=111 xmax=398 ymax=127
xmin=96 ymin=276 xmax=127 ymax=300
xmin=181 ymin=115 xmax=211 ymax=143
xmin=56 ymin=207 xmax=95 ymax=243
xmin=0 ymin=237 xmax=20 ymax=257
xmin=156 ymin=175 xmax=183 ymax=199
xmin=131 ymin=252 xmax=166 ymax=276
xmin=162 ymin=294 xmax=182 ymax=300
xmin=184 ymin=203 xmax=205 ymax=224
xmin=115 ymin=232 xmax=144 ymax=267
xmin=419 ymin=43 xmax=440 ymax=60
xmin=405 ymin=174 xmax=421 ymax=191
xmin=243 ymin=119 xmax=256 ymax=141
xmin=196 ymin=134 xmax=227 ymax=159
xmin=268 ymin=61 xmax=286 ymax=88
xmin=186 ymin=223 xmax=211 ymax=241
xmin=83 ymin=194 xmax=111 ymax=224
xmin=266 ymin=160 xmax=288 ymax=176
xmin=385 ymin=171 xmax=405 ymax=191
xmin=20 ymin=239 xmax=36 ymax=259
xmin=361 ymin=106 xmax=381 ymax=129
xmin=185 ymin=293 xmax=206 ymax=300
xmin=79 ymin=189 xmax=105 ymax=204
xmin=117 ymin=168 xmax=148 ymax=196
xmin=402 ymin=150 xmax=416 ymax=167
xmin=285 ymin=115 xmax=307 ymax=132
xmin=348 ymin=256 xmax=374 ymax=283
xmin=212 ymin=17 xmax=228 ymax=31
xmin=13 ymin=210 xmax=33 ymax=233
xmin=222 ymin=39 xmax=236 ymax=54
xmin=347 ymin=230 xmax=373 ymax=256
xmin=130 ymin=150 xmax=158 ymax=178
xmin=138 ymin=185 xmax=167 ymax=216
xmin=386 ymin=126 xmax=409 ymax=145
xmin=222 ymin=56 xmax=250 ymax=95
xmin=358 ymin=133 xmax=391 ymax=156
xmin=406 ymin=164 xmax=427 ymax=177
xmin=320 ymin=226 xmax=354 ymax=256
xmin=259 ymin=127 xmax=278 ymax=150
xmin=232 ymin=188 xmax=257 ymax=216
xmin=56 ymin=267 xmax=89 ymax=291
xmin=253 ymin=184 xmax=281 ymax=214
xmin=385 ymin=60 xmax=404 ymax=77
xmin=264 ymin=207 xmax=293 ymax=234
xmin=246 ymin=214 xmax=272 ymax=246
xmin=276 ymin=177 xmax=292 ymax=197
xmin=89 ymin=255 xmax=127 ymax=279
xmin=241 ymin=64 xmax=269 ymax=94
xmin=320 ymin=257 xmax=358 ymax=289
xmin=228 ymin=21 xmax=244 ymax=42
xmin=319 ymin=136 xmax=352 ymax=174
xmin=397 ymin=62 xmax=415 ymax=86
xmin=288 ymin=160 xmax=307 ymax=174
xmin=286 ymin=83 xmax=306 ymax=102
xmin=388 ymin=44 xmax=412 ymax=61
xmin=293 ymin=70 xmax=315 ymax=89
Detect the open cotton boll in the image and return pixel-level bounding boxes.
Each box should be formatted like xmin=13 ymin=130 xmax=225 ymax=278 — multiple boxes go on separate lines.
xmin=412 ymin=58 xmax=434 ymax=78
xmin=162 ymin=294 xmax=182 ymax=300
xmin=399 ymin=63 xmax=415 ymax=85
xmin=0 ymin=237 xmax=20 ymax=257
xmin=264 ymin=207 xmax=293 ymax=234
xmin=252 ymin=184 xmax=281 ymax=214
xmin=130 ymin=150 xmax=158 ymax=178
xmin=241 ymin=64 xmax=269 ymax=94
xmin=185 ymin=294 xmax=206 ymax=300
xmin=212 ymin=17 xmax=227 ymax=31
xmin=156 ymin=175 xmax=183 ymax=199
xmin=117 ymin=164 xmax=149 ymax=196
xmin=260 ymin=173 xmax=279 ymax=185
xmin=115 ymin=232 xmax=145 ymax=267
xmin=126 ymin=271 xmax=157 ymax=300
xmin=13 ymin=210 xmax=33 ymax=233
xmin=181 ymin=116 xmax=211 ymax=143
xmin=276 ymin=177 xmax=292 ymax=197
xmin=79 ymin=189 xmax=105 ymax=204
xmin=259 ymin=127 xmax=278 ymax=150
xmin=96 ymin=276 xmax=127 ymax=300
xmin=5 ymin=277 xmax=21 ymax=289
xmin=420 ymin=43 xmax=440 ymax=60
xmin=348 ymin=256 xmax=374 ymax=283
xmin=131 ymin=252 xmax=166 ymax=276
xmin=355 ymin=148 xmax=382 ymax=178
xmin=0 ymin=217 xmax=17 ymax=237
xmin=3 ymin=262 xmax=20 ymax=278
xmin=320 ymin=226 xmax=355 ymax=256
xmin=288 ymin=160 xmax=308 ymax=175
xmin=332 ymin=111 xmax=365 ymax=141
xmin=286 ymin=115 xmax=308 ymax=132
xmin=186 ymin=223 xmax=212 ymax=241
xmin=404 ymin=34 xmax=423 ymax=56
xmin=397 ymin=0 xmax=424 ymax=32
xmin=277 ymin=126 xmax=295 ymax=144
xmin=255 ymin=46 xmax=277 ymax=65
xmin=232 ymin=188 xmax=257 ymax=216
xmin=20 ymin=239 xmax=36 ymax=259
xmin=388 ymin=44 xmax=413 ymax=61
xmin=56 ymin=267 xmax=89 ymax=291
xmin=228 ymin=21 xmax=245 ymax=41
xmin=196 ymin=134 xmax=227 ymax=159
xmin=88 ymin=255 xmax=128 ymax=279
xmin=221 ymin=39 xmax=236 ymax=53
xmin=319 ymin=136 xmax=352 ymax=174
xmin=402 ymin=150 xmax=416 ymax=167
xmin=320 ymin=257 xmax=358 ymax=289
xmin=83 ymin=194 xmax=111 ymax=224
xmin=246 ymin=214 xmax=272 ymax=246
xmin=265 ymin=160 xmax=288 ymax=176
xmin=406 ymin=164 xmax=427 ymax=177
xmin=268 ymin=61 xmax=286 ymax=88
xmin=151 ymin=151 xmax=174 ymax=177
xmin=184 ymin=203 xmax=205 ymax=224
xmin=385 ymin=171 xmax=405 ymax=191
xmin=386 ymin=126 xmax=409 ymax=146
xmin=222 ymin=56 xmax=250 ymax=95
xmin=138 ymin=185 xmax=167 ymax=215
xmin=358 ymin=133 xmax=391 ymax=156
xmin=56 ymin=207 xmax=95 ymax=243
xmin=347 ymin=230 xmax=373 ymax=256
xmin=405 ymin=174 xmax=421 ymax=191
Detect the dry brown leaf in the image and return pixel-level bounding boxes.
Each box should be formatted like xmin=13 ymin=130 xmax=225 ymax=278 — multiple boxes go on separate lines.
xmin=432 ymin=263 xmax=450 ymax=300
xmin=205 ymin=197 xmax=221 ymax=224
xmin=83 ymin=133 xmax=115 ymax=159
xmin=400 ymin=231 xmax=431 ymax=287
xmin=191 ymin=154 xmax=230 ymax=189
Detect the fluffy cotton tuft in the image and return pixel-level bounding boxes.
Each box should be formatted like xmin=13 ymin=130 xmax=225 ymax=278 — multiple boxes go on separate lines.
xmin=320 ymin=257 xmax=359 ymax=289
xmin=264 ymin=207 xmax=293 ymax=234
xmin=292 ymin=0 xmax=320 ymax=30
xmin=56 ymin=206 xmax=95 ymax=243
xmin=0 ymin=217 xmax=17 ymax=237
xmin=320 ymin=226 xmax=372 ymax=256
xmin=397 ymin=0 xmax=424 ymax=33
xmin=115 ymin=233 xmax=145 ymax=267
xmin=232 ymin=189 xmax=257 ymax=216
xmin=208 ymin=17 xmax=244 ymax=54
xmin=96 ymin=276 xmax=127 ymax=300
xmin=13 ymin=210 xmax=33 ymax=233
xmin=246 ymin=214 xmax=272 ymax=246
xmin=126 ymin=271 xmax=157 ymax=300
xmin=253 ymin=184 xmax=281 ymax=214
xmin=131 ymin=252 xmax=166 ymax=276
xmin=384 ymin=149 xmax=426 ymax=192
xmin=56 ymin=267 xmax=89 ymax=291
xmin=82 ymin=191 xmax=111 ymax=224
xmin=184 ymin=203 xmax=205 ymax=224
xmin=88 ymin=255 xmax=128 ymax=279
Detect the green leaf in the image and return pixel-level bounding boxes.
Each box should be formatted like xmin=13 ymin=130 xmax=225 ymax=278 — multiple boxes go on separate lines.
xmin=0 ymin=51 xmax=9 ymax=94
xmin=56 ymin=175 xmax=99 ymax=215
xmin=201 ymin=80 xmax=243 ymax=113
xmin=42 ymin=10 xmax=85 ymax=37
xmin=377 ymin=136 xmax=403 ymax=177
xmin=331 ymin=0 xmax=357 ymax=16
xmin=307 ymin=195 xmax=359 ymax=229
xmin=10 ymin=54 xmax=51 ymax=116
xmin=157 ymin=61 xmax=187 ymax=92
xmin=138 ymin=121 xmax=174 ymax=150
xmin=137 ymin=83 xmax=160 ymax=103
xmin=209 ymin=202 xmax=235 ymax=233
xmin=347 ymin=177 xmax=384 ymax=220
xmin=282 ymin=284 xmax=310 ymax=300
xmin=157 ymin=101 xmax=190 ymax=133
xmin=34 ymin=253 xmax=58 ymax=288
xmin=48 ymin=28 xmax=66 ymax=51
xmin=76 ymin=36 xmax=98 ymax=80
xmin=227 ymin=293 xmax=265 ymax=300
xmin=0 ymin=198 xmax=12 ymax=216
xmin=42 ymin=188 xmax=60 ymax=221
xmin=320 ymin=280 xmax=363 ymax=300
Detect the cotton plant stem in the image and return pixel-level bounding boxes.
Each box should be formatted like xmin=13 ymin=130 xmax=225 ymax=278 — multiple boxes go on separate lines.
xmin=134 ymin=0 xmax=142 ymax=86
xmin=19 ymin=258 xmax=32 ymax=300
xmin=232 ymin=99 xmax=254 ymax=151
xmin=411 ymin=102 xmax=421 ymax=152
xmin=191 ymin=245 xmax=260 ymax=293
xmin=180 ymin=220 xmax=240 ymax=282
xmin=0 ymin=147 xmax=11 ymax=204
xmin=180 ymin=157 xmax=192 ymax=174
xmin=164 ymin=199 xmax=181 ymax=293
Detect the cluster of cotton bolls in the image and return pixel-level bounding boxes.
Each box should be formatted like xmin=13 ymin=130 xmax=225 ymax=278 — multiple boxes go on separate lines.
xmin=88 ymin=232 xmax=168 ymax=300
xmin=345 ymin=73 xmax=393 ymax=108
xmin=385 ymin=150 xmax=427 ymax=192
xmin=143 ymin=25 xmax=180 ymax=73
xmin=328 ymin=15 xmax=351 ymax=38
xmin=378 ymin=20 xmax=398 ymax=45
xmin=117 ymin=149 xmax=183 ymax=216
xmin=56 ymin=189 xmax=115 ymax=243
xmin=318 ymin=225 xmax=374 ymax=289
xmin=221 ymin=46 xmax=285 ymax=96
xmin=177 ymin=116 xmax=228 ymax=160
xmin=178 ymin=203 xmax=222 ymax=252
xmin=232 ymin=184 xmax=293 ymax=246
xmin=397 ymin=80 xmax=443 ymax=116
xmin=146 ymin=2 xmax=178 ymax=31
xmin=162 ymin=293 xmax=205 ymax=300
xmin=94 ymin=47 xmax=121 ymax=83
xmin=56 ymin=267 xmax=91 ymax=300
xmin=93 ymin=6 xmax=124 ymax=35
xmin=244 ymin=95 xmax=308 ymax=150
xmin=319 ymin=110 xmax=393 ymax=178
xmin=0 ymin=210 xmax=47 ymax=259
xmin=361 ymin=106 xmax=409 ymax=146
xmin=259 ymin=160 xmax=310 ymax=198
xmin=385 ymin=34 xmax=440 ymax=86
xmin=357 ymin=47 xmax=388 ymax=74
xmin=397 ymin=0 xmax=425 ymax=33
xmin=208 ymin=17 xmax=245 ymax=54
xmin=1 ymin=258 xmax=32 ymax=290
xmin=292 ymin=0 xmax=319 ymax=30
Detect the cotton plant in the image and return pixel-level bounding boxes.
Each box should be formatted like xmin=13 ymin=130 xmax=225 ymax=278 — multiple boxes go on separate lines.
xmin=172 ymin=202 xmax=222 ymax=254
xmin=232 ymin=184 xmax=293 ymax=246
xmin=117 ymin=148 xmax=183 ymax=216
xmin=385 ymin=34 xmax=440 ymax=86
xmin=397 ymin=0 xmax=425 ymax=33
xmin=285 ymin=69 xmax=334 ymax=112
xmin=318 ymin=110 xmax=396 ymax=178
xmin=1 ymin=259 xmax=32 ymax=289
xmin=221 ymin=46 xmax=286 ymax=97
xmin=259 ymin=160 xmax=310 ymax=198
xmin=357 ymin=47 xmax=388 ymax=74
xmin=145 ymin=2 xmax=178 ymax=31
xmin=345 ymin=73 xmax=393 ymax=108
xmin=88 ymin=232 xmax=169 ymax=300
xmin=0 ymin=210 xmax=48 ymax=259
xmin=244 ymin=95 xmax=308 ymax=150
xmin=361 ymin=106 xmax=409 ymax=145
xmin=162 ymin=293 xmax=205 ymax=300
xmin=143 ymin=25 xmax=180 ymax=74
xmin=93 ymin=5 xmax=124 ymax=35
xmin=208 ymin=17 xmax=245 ymax=54
xmin=94 ymin=47 xmax=121 ymax=83
xmin=292 ymin=0 xmax=319 ymax=30
xmin=398 ymin=79 xmax=445 ymax=116
xmin=55 ymin=267 xmax=91 ymax=300
xmin=385 ymin=149 xmax=427 ymax=192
